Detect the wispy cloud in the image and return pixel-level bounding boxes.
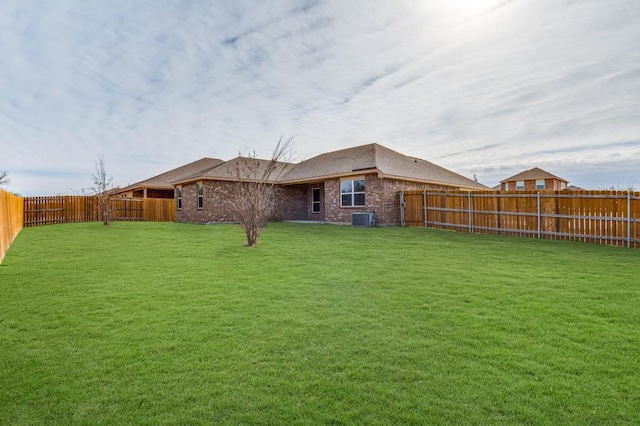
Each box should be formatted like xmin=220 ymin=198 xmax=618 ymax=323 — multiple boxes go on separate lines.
xmin=1 ymin=0 xmax=639 ymax=195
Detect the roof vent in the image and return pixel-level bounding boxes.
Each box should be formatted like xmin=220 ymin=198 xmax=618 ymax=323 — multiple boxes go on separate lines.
xmin=351 ymin=212 xmax=375 ymax=227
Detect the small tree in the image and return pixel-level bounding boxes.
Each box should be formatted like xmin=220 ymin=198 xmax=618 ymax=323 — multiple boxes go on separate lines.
xmin=0 ymin=170 xmax=9 ymax=186
xmin=233 ymin=137 xmax=293 ymax=246
xmin=91 ymin=155 xmax=113 ymax=225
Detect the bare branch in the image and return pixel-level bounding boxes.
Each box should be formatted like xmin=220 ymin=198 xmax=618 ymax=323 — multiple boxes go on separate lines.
xmin=0 ymin=170 xmax=9 ymax=186
xmin=91 ymin=155 xmax=113 ymax=225
xmin=232 ymin=136 xmax=294 ymax=246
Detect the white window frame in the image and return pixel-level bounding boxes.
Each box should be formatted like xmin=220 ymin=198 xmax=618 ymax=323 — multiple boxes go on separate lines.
xmin=340 ymin=179 xmax=365 ymax=207
xmin=516 ymin=180 xmax=525 ymax=191
xmin=311 ymin=188 xmax=321 ymax=213
xmin=197 ymin=183 xmax=204 ymax=209
xmin=176 ymin=186 xmax=182 ymax=210
xmin=535 ymin=179 xmax=545 ymax=190
xmin=504 ymin=182 xmax=509 ymax=191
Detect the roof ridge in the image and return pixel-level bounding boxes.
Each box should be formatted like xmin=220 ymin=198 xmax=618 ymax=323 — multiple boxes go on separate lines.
xmin=169 ymin=143 xmax=488 ymax=190
xmin=121 ymin=157 xmax=224 ymax=190
xmin=500 ymin=167 xmax=568 ymax=183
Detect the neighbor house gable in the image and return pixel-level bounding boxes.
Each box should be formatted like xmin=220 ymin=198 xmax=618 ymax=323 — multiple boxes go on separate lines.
xmin=500 ymin=167 xmax=568 ymax=191
xmin=500 ymin=167 xmax=568 ymax=184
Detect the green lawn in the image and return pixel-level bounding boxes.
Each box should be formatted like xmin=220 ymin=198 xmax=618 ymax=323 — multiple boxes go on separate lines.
xmin=1 ymin=222 xmax=638 ymax=425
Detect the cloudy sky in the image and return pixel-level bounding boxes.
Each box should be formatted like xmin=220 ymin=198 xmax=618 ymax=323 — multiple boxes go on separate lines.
xmin=1 ymin=0 xmax=639 ymax=196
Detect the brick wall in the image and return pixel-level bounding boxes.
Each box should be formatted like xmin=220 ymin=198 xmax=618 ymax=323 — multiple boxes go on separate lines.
xmin=146 ymin=189 xmax=175 ymax=199
xmin=176 ymin=177 xmax=450 ymax=225
xmin=323 ymin=174 xmax=448 ymax=225
xmin=114 ymin=188 xmax=174 ymax=199
xmin=502 ymin=178 xmax=567 ymax=191
xmin=176 ymin=181 xmax=311 ymax=224
xmin=176 ymin=181 xmax=237 ymax=223
xmin=281 ymin=183 xmax=325 ymax=222
xmin=273 ymin=185 xmax=308 ymax=221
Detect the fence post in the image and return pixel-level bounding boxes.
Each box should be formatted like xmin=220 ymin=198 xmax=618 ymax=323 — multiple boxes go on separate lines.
xmin=423 ymin=191 xmax=427 ymax=228
xmin=537 ymin=192 xmax=541 ymax=239
xmin=628 ymin=191 xmax=632 ymax=248
xmin=399 ymin=192 xmax=405 ymax=227
xmin=468 ymin=191 xmax=472 ymax=233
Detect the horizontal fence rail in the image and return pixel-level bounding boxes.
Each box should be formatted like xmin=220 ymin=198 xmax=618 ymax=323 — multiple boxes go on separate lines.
xmin=1 ymin=194 xmax=175 ymax=261
xmin=0 ymin=189 xmax=24 ymax=263
xmin=23 ymin=196 xmax=175 ymax=227
xmin=141 ymin=198 xmax=176 ymax=222
xmin=111 ymin=198 xmax=143 ymax=222
xmin=399 ymin=190 xmax=640 ymax=249
xmin=24 ymin=196 xmax=96 ymax=226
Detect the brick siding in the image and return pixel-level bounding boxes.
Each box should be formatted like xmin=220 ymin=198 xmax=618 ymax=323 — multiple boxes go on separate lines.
xmin=502 ymin=178 xmax=567 ymax=191
xmin=177 ymin=175 xmax=450 ymax=225
xmin=324 ymin=174 xmax=447 ymax=225
xmin=176 ymin=181 xmax=310 ymax=224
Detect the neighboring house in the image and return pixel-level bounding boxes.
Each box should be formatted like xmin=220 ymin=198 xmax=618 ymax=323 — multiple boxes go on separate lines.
xmin=172 ymin=143 xmax=488 ymax=226
xmin=112 ymin=157 xmax=224 ymax=199
xmin=500 ymin=167 xmax=568 ymax=192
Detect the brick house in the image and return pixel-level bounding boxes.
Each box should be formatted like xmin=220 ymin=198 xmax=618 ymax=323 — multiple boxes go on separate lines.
xmin=173 ymin=143 xmax=488 ymax=226
xmin=500 ymin=167 xmax=568 ymax=192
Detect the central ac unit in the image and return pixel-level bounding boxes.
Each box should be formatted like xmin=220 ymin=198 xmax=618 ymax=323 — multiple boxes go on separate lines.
xmin=351 ymin=212 xmax=375 ymax=227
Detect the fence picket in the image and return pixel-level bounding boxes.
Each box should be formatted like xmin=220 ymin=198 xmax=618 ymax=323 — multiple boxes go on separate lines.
xmin=22 ymin=196 xmax=174 ymax=226
xmin=0 ymin=189 xmax=24 ymax=263
xmin=400 ymin=190 xmax=640 ymax=249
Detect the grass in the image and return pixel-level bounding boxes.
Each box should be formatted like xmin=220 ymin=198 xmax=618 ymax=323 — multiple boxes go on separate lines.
xmin=0 ymin=222 xmax=639 ymax=425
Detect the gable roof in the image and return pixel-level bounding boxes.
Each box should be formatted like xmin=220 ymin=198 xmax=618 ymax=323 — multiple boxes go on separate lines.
xmin=500 ymin=167 xmax=568 ymax=184
xmin=120 ymin=157 xmax=224 ymax=191
xmin=281 ymin=143 xmax=488 ymax=190
xmin=279 ymin=144 xmax=378 ymax=181
xmin=177 ymin=156 xmax=294 ymax=184
xmin=171 ymin=143 xmax=488 ymax=190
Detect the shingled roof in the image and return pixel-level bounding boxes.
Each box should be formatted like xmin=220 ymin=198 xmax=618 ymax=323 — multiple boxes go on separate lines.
xmin=121 ymin=157 xmax=224 ymax=191
xmin=176 ymin=156 xmax=294 ymax=184
xmin=500 ymin=167 xmax=568 ymax=184
xmin=171 ymin=143 xmax=488 ymax=190
xmin=281 ymin=143 xmax=487 ymax=190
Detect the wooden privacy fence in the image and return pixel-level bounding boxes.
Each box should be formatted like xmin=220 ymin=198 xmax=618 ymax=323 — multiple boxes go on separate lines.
xmin=23 ymin=196 xmax=175 ymax=227
xmin=138 ymin=198 xmax=175 ymax=222
xmin=0 ymin=189 xmax=24 ymax=263
xmin=24 ymin=196 xmax=97 ymax=226
xmin=399 ymin=190 xmax=640 ymax=248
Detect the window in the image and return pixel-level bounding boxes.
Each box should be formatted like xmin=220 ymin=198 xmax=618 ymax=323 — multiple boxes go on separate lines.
xmin=536 ymin=179 xmax=545 ymax=190
xmin=176 ymin=187 xmax=182 ymax=210
xmin=311 ymin=188 xmax=321 ymax=213
xmin=341 ymin=179 xmax=365 ymax=207
xmin=504 ymin=182 xmax=509 ymax=191
xmin=197 ymin=183 xmax=204 ymax=209
xmin=516 ymin=180 xmax=525 ymax=191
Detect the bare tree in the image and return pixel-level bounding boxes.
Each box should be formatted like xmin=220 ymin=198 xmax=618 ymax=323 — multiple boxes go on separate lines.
xmin=599 ymin=185 xmax=637 ymax=192
xmin=232 ymin=136 xmax=293 ymax=246
xmin=91 ymin=155 xmax=113 ymax=225
xmin=0 ymin=170 xmax=9 ymax=186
